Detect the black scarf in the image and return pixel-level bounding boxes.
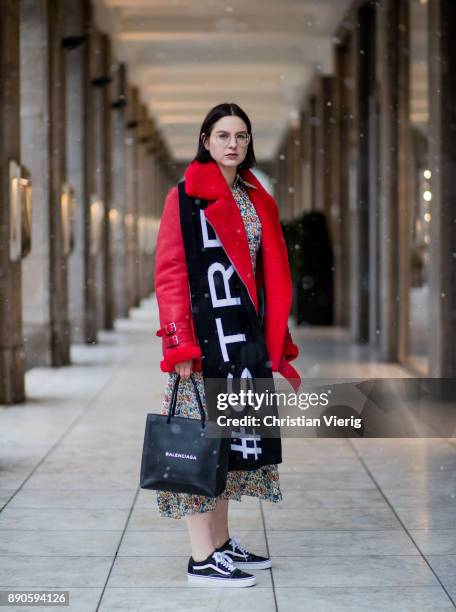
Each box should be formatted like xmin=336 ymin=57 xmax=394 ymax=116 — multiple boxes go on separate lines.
xmin=178 ymin=180 xmax=282 ymax=471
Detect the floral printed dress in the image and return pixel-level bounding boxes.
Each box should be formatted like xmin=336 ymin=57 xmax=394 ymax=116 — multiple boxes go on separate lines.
xmin=155 ymin=172 xmax=282 ymax=519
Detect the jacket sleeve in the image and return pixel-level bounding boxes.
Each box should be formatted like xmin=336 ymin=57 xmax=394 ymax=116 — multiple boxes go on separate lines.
xmin=154 ymin=185 xmax=202 ymax=370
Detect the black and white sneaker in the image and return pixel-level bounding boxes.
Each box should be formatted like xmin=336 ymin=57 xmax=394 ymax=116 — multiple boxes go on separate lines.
xmin=187 ymin=550 xmax=257 ymax=587
xmin=216 ymin=536 xmax=272 ymax=570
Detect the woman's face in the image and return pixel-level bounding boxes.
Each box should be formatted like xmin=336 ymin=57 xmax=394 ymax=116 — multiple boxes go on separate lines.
xmin=202 ymin=115 xmax=249 ymax=169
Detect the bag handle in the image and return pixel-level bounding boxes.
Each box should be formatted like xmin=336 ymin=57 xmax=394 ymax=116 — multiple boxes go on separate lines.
xmin=167 ymin=373 xmax=207 ymax=428
xmin=166 ymin=373 xmax=181 ymax=423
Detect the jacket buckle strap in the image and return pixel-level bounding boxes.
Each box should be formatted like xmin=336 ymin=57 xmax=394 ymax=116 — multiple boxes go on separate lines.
xmin=167 ymin=335 xmax=179 ymax=347
xmin=156 ymin=321 xmax=177 ymax=337
xmin=164 ymin=321 xmax=177 ymax=334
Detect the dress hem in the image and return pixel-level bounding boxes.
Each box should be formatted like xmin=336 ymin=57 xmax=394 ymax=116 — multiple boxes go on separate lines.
xmin=157 ymin=490 xmax=283 ymax=520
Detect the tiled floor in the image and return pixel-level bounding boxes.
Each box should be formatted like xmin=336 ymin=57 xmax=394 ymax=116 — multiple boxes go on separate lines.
xmin=0 ymin=296 xmax=455 ymax=611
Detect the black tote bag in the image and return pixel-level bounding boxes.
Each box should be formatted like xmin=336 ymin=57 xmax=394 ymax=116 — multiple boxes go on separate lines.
xmin=140 ymin=373 xmax=230 ymax=497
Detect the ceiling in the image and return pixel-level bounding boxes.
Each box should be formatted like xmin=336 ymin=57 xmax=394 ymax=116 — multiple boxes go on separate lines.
xmin=410 ymin=0 xmax=429 ymax=133
xmin=93 ymin=0 xmax=353 ymax=162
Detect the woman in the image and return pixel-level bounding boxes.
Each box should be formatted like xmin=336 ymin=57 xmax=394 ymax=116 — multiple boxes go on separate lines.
xmin=154 ymin=102 xmax=301 ymax=587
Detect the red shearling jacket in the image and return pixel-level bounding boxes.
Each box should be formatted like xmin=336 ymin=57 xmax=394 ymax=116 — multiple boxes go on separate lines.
xmin=154 ymin=159 xmax=302 ymax=392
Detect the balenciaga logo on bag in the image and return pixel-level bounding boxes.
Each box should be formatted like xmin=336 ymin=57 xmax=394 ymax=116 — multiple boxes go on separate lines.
xmin=165 ymin=451 xmax=197 ymax=461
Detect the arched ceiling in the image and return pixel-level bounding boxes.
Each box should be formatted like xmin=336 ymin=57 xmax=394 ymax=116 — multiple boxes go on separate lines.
xmin=93 ymin=0 xmax=354 ymax=162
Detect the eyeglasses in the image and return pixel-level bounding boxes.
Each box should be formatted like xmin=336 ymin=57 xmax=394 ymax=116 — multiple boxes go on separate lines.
xmin=212 ymin=131 xmax=251 ymax=147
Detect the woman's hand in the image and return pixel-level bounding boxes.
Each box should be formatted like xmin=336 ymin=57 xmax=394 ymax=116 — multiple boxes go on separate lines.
xmin=174 ymin=359 xmax=193 ymax=380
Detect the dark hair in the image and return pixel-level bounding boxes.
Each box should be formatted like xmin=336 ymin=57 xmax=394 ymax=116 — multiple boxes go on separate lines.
xmin=193 ymin=102 xmax=256 ymax=169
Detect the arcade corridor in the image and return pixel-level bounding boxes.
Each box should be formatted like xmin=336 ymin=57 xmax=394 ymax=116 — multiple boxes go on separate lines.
xmin=1 ymin=0 xmax=456 ymax=610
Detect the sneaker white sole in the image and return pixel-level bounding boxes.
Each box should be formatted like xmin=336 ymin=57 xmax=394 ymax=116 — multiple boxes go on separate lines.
xmin=233 ymin=559 xmax=272 ymax=570
xmin=187 ymin=573 xmax=257 ymax=587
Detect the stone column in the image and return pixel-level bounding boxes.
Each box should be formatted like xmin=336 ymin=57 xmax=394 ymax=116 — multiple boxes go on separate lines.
xmin=145 ymin=118 xmax=157 ymax=298
xmin=21 ymin=0 xmax=70 ymax=368
xmin=333 ymin=36 xmax=355 ymax=330
xmin=314 ymin=75 xmax=336 ymax=223
xmin=150 ymin=130 xmax=160 ymax=219
xmin=350 ymin=1 xmax=377 ymax=344
xmin=377 ymin=0 xmax=410 ymax=362
xmin=428 ymin=0 xmax=456 ymax=378
xmin=331 ymin=48 xmax=344 ymax=330
xmin=110 ymin=62 xmax=129 ymax=318
xmin=92 ymin=31 xmax=114 ymax=330
xmin=308 ymin=92 xmax=318 ymax=211
xmin=284 ymin=131 xmax=293 ymax=220
xmin=150 ymin=144 xmax=157 ymax=294
xmin=156 ymin=135 xmax=168 ymax=216
xmin=149 ymin=124 xmax=160 ymax=293
xmin=65 ymin=0 xmax=98 ymax=344
xmin=159 ymin=139 xmax=174 ymax=204
xmin=0 ymin=1 xmax=23 ymax=403
xmin=287 ymin=125 xmax=302 ymax=219
xmin=300 ymin=109 xmax=313 ymax=214
xmin=275 ymin=139 xmax=288 ymax=218
xmin=124 ymin=85 xmax=140 ymax=311
xmin=137 ymin=104 xmax=150 ymax=302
